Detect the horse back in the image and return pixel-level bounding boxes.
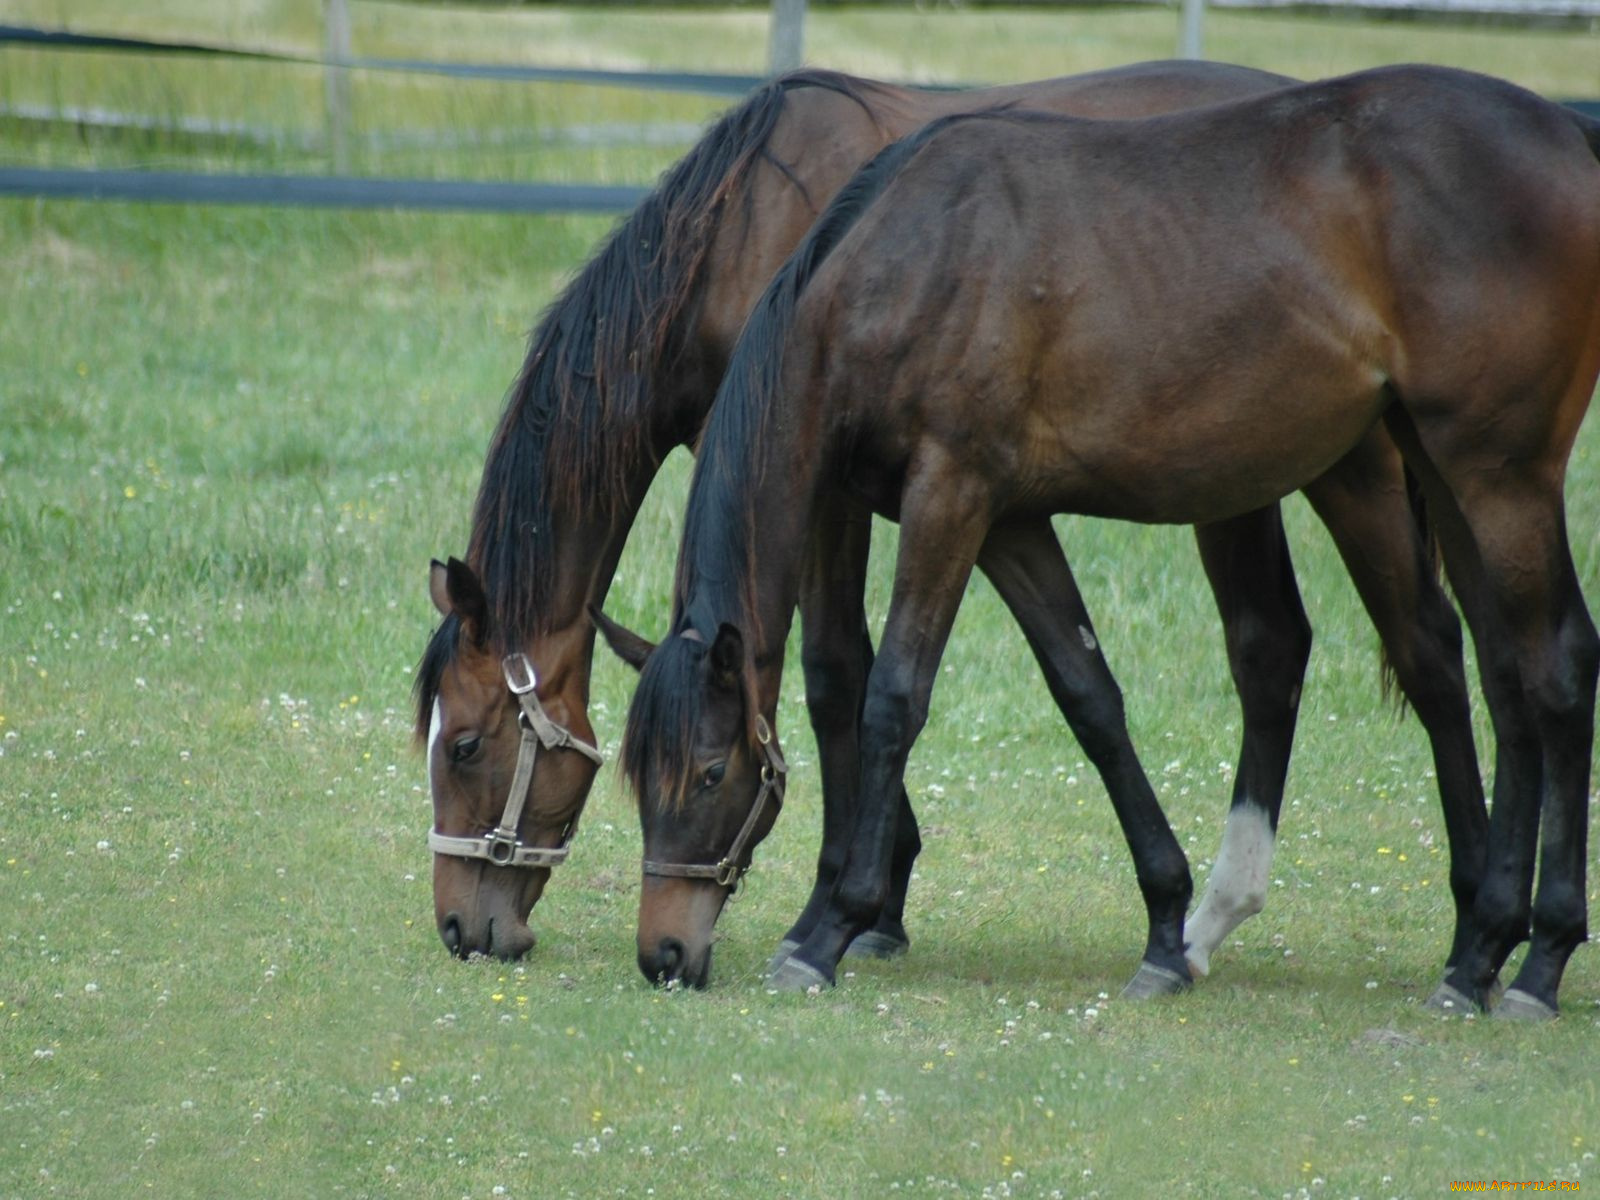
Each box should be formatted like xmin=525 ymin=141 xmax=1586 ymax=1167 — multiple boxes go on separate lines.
xmin=794 ymin=65 xmax=1600 ymax=522
xmin=693 ymin=62 xmax=1292 ymax=364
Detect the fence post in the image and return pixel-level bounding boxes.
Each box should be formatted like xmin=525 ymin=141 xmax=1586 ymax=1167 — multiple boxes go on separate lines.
xmin=324 ymin=0 xmax=351 ymax=172
xmin=1178 ymin=0 xmax=1205 ymax=59
xmin=769 ymin=0 xmax=806 ymax=76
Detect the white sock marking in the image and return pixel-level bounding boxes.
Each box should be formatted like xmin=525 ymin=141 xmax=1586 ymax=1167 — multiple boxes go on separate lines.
xmin=1184 ymin=804 xmax=1276 ymax=976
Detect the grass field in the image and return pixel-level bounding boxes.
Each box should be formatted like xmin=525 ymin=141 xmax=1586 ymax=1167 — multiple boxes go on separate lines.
xmin=3 ymin=4 xmax=1600 ymax=1199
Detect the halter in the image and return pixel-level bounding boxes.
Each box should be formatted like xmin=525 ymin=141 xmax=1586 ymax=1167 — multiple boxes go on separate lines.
xmin=640 ymin=713 xmax=788 ymax=890
xmin=427 ymin=653 xmax=605 ymax=871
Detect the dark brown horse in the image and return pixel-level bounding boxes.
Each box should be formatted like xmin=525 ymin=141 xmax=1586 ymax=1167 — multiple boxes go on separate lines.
xmin=608 ymin=65 xmax=1600 ymax=1016
xmin=419 ymin=62 xmax=1484 ymax=990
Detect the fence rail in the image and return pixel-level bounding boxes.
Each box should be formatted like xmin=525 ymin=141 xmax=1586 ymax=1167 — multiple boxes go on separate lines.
xmin=0 ymin=166 xmax=647 ymax=213
xmin=2 ymin=16 xmax=1597 ymax=214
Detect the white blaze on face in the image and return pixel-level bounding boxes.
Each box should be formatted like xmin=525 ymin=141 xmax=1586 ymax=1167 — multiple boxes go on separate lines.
xmin=1183 ymin=803 xmax=1276 ymax=977
xmin=428 ymin=698 xmax=443 ymax=777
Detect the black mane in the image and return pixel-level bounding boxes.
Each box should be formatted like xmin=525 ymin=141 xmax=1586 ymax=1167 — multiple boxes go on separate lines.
xmin=414 ymin=70 xmax=878 ymax=741
xmin=624 ymin=111 xmax=983 ymax=796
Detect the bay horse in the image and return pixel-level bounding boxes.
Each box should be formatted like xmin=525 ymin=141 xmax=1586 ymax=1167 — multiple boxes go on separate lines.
xmin=418 ymin=62 xmax=1485 ymax=990
xmin=606 ymin=65 xmax=1600 ymax=1017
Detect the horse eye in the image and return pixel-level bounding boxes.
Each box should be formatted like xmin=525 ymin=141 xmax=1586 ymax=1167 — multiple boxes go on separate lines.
xmin=451 ymin=736 xmax=482 ymax=764
xmin=701 ymin=762 xmax=726 ymax=789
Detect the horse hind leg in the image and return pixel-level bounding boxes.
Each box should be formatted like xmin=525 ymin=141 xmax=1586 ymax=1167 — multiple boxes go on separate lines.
xmin=1386 ymin=404 xmax=1598 ymax=1019
xmin=976 ymin=518 xmax=1193 ymax=998
xmin=1182 ymin=507 xmax=1310 ymax=978
xmin=1300 ymin=431 xmax=1490 ymax=1001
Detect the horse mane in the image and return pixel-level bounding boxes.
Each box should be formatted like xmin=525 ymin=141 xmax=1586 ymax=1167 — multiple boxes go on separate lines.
xmin=672 ymin=109 xmax=986 ymax=625
xmin=624 ymin=111 xmax=983 ymax=801
xmin=414 ymin=70 xmax=883 ymax=741
xmin=464 ymin=69 xmax=883 ymax=654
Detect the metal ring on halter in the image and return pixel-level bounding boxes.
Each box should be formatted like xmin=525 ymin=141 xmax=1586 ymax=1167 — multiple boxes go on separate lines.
xmin=428 ymin=652 xmax=603 ymax=870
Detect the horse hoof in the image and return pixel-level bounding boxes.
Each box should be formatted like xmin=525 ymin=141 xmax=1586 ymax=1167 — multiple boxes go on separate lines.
xmin=766 ymin=955 xmax=833 ymax=993
xmin=1183 ymin=945 xmax=1212 ymax=978
xmin=765 ymin=939 xmax=800 ymax=977
xmin=1423 ymin=981 xmax=1484 ymax=1015
xmin=1492 ymin=988 xmax=1558 ymax=1022
xmin=1120 ymin=961 xmax=1191 ymax=1000
xmin=844 ymin=929 xmax=910 ymax=960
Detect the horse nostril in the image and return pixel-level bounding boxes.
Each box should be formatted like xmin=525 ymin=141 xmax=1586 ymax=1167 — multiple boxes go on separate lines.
xmin=440 ymin=914 xmax=465 ymax=958
xmin=639 ymin=937 xmax=688 ymax=985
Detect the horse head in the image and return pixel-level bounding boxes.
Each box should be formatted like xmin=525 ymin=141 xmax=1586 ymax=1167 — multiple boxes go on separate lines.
xmin=418 ymin=558 xmax=603 ymax=960
xmin=596 ymin=608 xmax=785 ymax=989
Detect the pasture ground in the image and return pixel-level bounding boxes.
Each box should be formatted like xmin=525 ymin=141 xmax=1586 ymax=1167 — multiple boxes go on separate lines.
xmin=2 ymin=4 xmax=1598 ymax=1198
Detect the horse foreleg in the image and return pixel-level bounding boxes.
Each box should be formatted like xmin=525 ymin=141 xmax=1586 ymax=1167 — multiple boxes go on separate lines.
xmin=770 ymin=461 xmax=991 ymax=991
xmin=1182 ymin=507 xmax=1310 ymax=977
xmin=977 ymin=518 xmax=1193 ymax=998
xmin=782 ymin=502 xmax=919 ymax=974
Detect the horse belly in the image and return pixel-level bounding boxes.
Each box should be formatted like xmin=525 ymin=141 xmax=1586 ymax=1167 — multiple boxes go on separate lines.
xmin=1016 ymin=348 xmax=1392 ymax=526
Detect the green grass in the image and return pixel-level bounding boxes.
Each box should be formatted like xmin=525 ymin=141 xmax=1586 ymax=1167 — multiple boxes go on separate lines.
xmin=3 ymin=4 xmax=1600 ymax=1199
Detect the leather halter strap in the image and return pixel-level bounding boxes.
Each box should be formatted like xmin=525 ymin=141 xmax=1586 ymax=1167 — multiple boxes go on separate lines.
xmin=641 ymin=714 xmax=787 ymax=890
xmin=427 ymin=653 xmax=604 ymax=871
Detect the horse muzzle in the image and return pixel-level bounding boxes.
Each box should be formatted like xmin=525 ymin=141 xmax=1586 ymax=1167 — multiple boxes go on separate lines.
xmin=635 ymin=875 xmax=727 ymax=988
xmin=438 ymin=909 xmax=539 ymax=961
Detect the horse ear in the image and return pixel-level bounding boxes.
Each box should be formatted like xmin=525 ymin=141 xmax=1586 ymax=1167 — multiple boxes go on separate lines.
xmin=590 ymin=605 xmax=655 ymax=672
xmin=708 ymin=623 xmax=744 ymax=691
xmin=431 ymin=557 xmax=489 ymax=643
xmin=429 ymin=559 xmax=452 ymax=617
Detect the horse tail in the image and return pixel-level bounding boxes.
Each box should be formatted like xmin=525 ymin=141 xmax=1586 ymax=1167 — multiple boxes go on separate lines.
xmin=1378 ymin=463 xmax=1442 ymax=710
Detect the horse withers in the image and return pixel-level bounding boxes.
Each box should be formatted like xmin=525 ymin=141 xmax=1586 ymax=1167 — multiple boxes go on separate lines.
xmin=607 ymin=66 xmax=1600 ymax=1016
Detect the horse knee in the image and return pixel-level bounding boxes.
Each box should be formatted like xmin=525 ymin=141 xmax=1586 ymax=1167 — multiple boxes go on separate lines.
xmin=802 ymin=649 xmax=865 ymax=736
xmin=860 ymin=685 xmax=922 ymax=760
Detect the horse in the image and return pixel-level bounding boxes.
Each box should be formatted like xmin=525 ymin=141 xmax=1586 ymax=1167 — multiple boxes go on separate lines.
xmin=417 ymin=61 xmax=1486 ymax=990
xmin=605 ymin=65 xmax=1600 ymax=1017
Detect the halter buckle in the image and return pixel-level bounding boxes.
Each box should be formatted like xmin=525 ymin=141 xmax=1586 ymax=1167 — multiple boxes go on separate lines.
xmin=713 ymin=859 xmax=743 ymax=889
xmin=502 ymin=653 xmax=538 ymax=695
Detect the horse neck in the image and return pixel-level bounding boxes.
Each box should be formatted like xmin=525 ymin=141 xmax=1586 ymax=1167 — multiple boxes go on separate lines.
xmin=678 ymin=364 xmax=829 ymax=711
